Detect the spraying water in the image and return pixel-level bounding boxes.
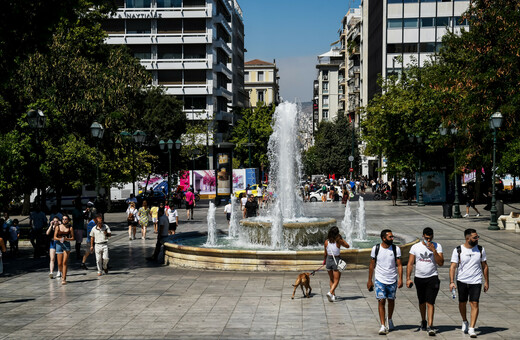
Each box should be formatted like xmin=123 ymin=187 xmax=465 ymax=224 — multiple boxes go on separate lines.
xmin=267 ymin=102 xmax=304 ymax=221
xmin=356 ymin=196 xmax=367 ymax=240
xmin=340 ymin=200 xmax=353 ymax=245
xmin=228 ymin=196 xmax=240 ymax=238
xmin=205 ymin=202 xmax=217 ymax=246
xmin=270 ymin=199 xmax=284 ymax=249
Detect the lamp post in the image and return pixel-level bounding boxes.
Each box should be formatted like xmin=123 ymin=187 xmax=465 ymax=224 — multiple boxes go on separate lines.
xmin=90 ymin=122 xmax=104 ymax=200
xmin=121 ymin=130 xmax=146 ymax=196
xmin=439 ymin=124 xmax=462 ymax=218
xmin=27 ymin=109 xmax=46 ymax=205
xmin=409 ymin=134 xmax=424 ymax=206
xmin=159 ymin=139 xmax=174 ymax=204
xmin=489 ymin=111 xmax=503 ymax=230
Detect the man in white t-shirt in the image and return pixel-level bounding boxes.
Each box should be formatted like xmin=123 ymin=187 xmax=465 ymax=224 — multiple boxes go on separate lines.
xmin=367 ymin=229 xmax=403 ymax=335
xmin=449 ymin=228 xmax=489 ymax=338
xmin=224 ymin=200 xmax=232 ymax=226
xmin=406 ymin=227 xmax=444 ymax=336
xmin=166 ymin=205 xmax=179 ymax=235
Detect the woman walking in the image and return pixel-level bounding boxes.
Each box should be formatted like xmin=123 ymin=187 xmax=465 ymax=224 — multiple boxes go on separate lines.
xmin=323 ymin=226 xmax=350 ymax=302
xmin=138 ymin=200 xmax=151 ymax=239
xmin=54 ymin=215 xmax=74 ymax=285
xmin=46 ymin=217 xmax=60 ymax=279
xmin=127 ymin=202 xmax=138 ymax=240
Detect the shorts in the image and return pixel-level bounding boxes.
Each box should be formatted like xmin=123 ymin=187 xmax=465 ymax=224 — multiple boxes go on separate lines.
xmin=186 ymin=202 xmax=194 ymax=210
xmin=375 ymin=279 xmax=397 ymax=300
xmin=457 ymin=281 xmax=482 ymax=303
xmin=49 ymin=240 xmax=57 ymax=250
xmin=74 ymin=229 xmax=84 ymax=243
xmin=226 ymin=213 xmax=231 ymax=221
xmin=152 ymin=217 xmax=158 ymax=223
xmin=168 ymin=222 xmax=177 ymax=231
xmin=414 ymin=275 xmax=440 ymax=305
xmin=466 ymin=200 xmax=475 ymax=208
xmin=56 ymin=241 xmax=71 ymax=254
xmin=325 ymin=255 xmax=341 ymax=271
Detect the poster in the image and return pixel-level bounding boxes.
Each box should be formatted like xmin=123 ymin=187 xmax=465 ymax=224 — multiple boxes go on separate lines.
xmin=232 ymin=169 xmax=245 ymax=192
xmin=416 ymin=171 xmax=446 ymax=203
xmin=217 ymin=153 xmax=231 ymax=194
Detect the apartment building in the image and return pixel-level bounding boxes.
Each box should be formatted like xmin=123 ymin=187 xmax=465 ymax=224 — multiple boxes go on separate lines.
xmin=102 ymin=0 xmax=246 ymax=153
xmin=244 ymin=59 xmax=280 ymax=107
xmin=313 ymin=47 xmax=342 ymax=128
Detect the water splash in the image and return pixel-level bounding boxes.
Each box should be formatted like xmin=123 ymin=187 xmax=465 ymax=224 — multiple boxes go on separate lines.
xmin=228 ymin=195 xmax=240 ymax=238
xmin=270 ymin=199 xmax=284 ymax=249
xmin=205 ymin=202 xmax=217 ymax=246
xmin=340 ymin=200 xmax=353 ymax=245
xmin=356 ymin=196 xmax=367 ymax=240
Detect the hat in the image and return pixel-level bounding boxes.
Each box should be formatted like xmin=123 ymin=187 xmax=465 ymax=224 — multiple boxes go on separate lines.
xmin=87 ymin=201 xmax=94 ymax=207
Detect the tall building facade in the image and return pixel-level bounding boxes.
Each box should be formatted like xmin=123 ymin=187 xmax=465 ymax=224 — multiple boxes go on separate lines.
xmin=244 ymin=59 xmax=280 ymax=107
xmin=313 ymin=47 xmax=342 ymax=129
xmin=102 ymin=0 xmax=245 ymax=153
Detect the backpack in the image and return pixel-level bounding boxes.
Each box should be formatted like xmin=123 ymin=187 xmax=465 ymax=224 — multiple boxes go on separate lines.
xmin=374 ymin=243 xmax=397 ymax=265
xmin=127 ymin=211 xmax=135 ymax=222
xmin=456 ymin=245 xmax=483 ymax=266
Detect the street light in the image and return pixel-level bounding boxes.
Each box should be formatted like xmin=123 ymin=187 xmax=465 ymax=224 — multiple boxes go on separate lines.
xmin=409 ymin=134 xmax=424 ymax=206
xmin=489 ymin=111 xmax=503 ymax=230
xmin=160 ymin=139 xmax=174 ymax=204
xmin=90 ymin=122 xmax=104 ymax=199
xmin=121 ymin=130 xmax=146 ymax=196
xmin=439 ymin=124 xmax=462 ymax=218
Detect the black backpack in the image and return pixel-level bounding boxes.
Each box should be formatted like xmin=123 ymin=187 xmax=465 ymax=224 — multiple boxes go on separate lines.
xmin=456 ymin=245 xmax=483 ymax=266
xmin=374 ymin=243 xmax=398 ymax=265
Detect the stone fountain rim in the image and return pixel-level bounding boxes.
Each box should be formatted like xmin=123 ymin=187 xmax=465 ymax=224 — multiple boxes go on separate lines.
xmin=240 ymin=217 xmax=337 ymax=229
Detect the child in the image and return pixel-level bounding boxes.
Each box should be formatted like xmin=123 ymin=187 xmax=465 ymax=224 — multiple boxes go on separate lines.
xmin=150 ymin=204 xmax=159 ymax=233
xmin=9 ymin=219 xmax=20 ymax=257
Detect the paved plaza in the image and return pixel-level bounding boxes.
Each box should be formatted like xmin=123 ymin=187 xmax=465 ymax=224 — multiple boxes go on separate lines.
xmin=1 ymin=199 xmax=520 ymax=339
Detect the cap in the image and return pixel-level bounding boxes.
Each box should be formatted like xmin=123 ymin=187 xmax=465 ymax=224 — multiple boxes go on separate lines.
xmin=87 ymin=201 xmax=94 ymax=207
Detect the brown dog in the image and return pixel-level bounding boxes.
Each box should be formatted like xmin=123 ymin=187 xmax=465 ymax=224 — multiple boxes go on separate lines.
xmin=291 ymin=272 xmax=311 ymax=299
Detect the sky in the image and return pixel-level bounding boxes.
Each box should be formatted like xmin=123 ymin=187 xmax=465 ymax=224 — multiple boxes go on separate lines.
xmin=239 ymin=0 xmax=361 ymax=102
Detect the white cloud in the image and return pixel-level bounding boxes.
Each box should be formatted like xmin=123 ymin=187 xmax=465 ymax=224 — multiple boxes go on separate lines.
xmin=276 ymin=55 xmax=317 ymax=103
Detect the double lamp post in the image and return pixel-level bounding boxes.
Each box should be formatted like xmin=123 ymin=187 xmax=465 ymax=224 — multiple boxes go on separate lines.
xmin=159 ymin=139 xmax=182 ymax=204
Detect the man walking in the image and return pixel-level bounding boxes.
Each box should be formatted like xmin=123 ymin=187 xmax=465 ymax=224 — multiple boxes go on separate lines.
xmin=450 ymin=228 xmax=489 ymax=338
xmin=406 ymin=227 xmax=444 ymax=336
xmin=89 ymin=214 xmax=111 ymax=276
xmin=243 ymin=195 xmax=259 ymax=218
xmin=80 ymin=216 xmax=97 ymax=270
xmin=367 ymin=229 xmax=403 ymax=335
xmin=147 ymin=208 xmax=169 ymax=262
xmin=29 ymin=205 xmax=47 ymax=258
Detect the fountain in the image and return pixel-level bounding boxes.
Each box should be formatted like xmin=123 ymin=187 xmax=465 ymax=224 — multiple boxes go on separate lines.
xmin=163 ymin=102 xmax=418 ymax=271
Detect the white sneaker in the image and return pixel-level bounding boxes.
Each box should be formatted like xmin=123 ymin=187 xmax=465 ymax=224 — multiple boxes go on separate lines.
xmin=326 ymin=292 xmax=333 ymax=302
xmin=378 ymin=325 xmax=388 ymax=335
xmin=463 ymin=214 xmax=469 ymax=218
xmin=468 ymin=327 xmax=477 ymax=338
xmin=462 ymin=321 xmax=469 ymax=333
xmin=331 ymin=294 xmax=336 ymax=302
xmin=388 ymin=319 xmax=395 ymax=331
xmin=48 ymin=272 xmax=53 ymax=279
xmin=476 ymin=213 xmax=480 ymax=217
xmin=56 ymin=271 xmax=62 ymax=278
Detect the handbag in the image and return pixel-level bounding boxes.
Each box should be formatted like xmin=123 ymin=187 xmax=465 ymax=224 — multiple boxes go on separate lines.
xmin=332 ymin=254 xmax=347 ymax=271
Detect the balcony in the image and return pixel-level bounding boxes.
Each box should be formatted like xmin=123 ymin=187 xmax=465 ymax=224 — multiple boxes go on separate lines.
xmin=213 ymin=38 xmax=232 ymax=56
xmin=162 ymin=83 xmax=210 ymax=96
xmin=110 ymin=6 xmax=210 ymax=20
xmin=347 ymin=26 xmax=360 ymax=40
xmin=214 ymin=13 xmax=233 ymax=37
xmin=214 ymin=62 xmax=232 ymax=79
xmin=214 ymin=87 xmax=233 ymax=100
xmin=348 ymin=66 xmax=360 ymax=77
xmin=140 ymin=58 xmax=210 ymax=70
xmin=215 ymin=110 xmax=234 ymax=122
xmin=106 ymin=32 xmax=210 ymax=45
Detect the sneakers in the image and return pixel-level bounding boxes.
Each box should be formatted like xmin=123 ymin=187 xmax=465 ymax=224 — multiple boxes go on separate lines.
xmin=80 ymin=263 xmax=88 ymax=270
xmin=48 ymin=273 xmax=53 ymax=279
xmin=331 ymin=294 xmax=336 ymax=302
xmin=378 ymin=325 xmax=388 ymax=335
xmin=326 ymin=292 xmax=334 ymax=302
xmin=104 ymin=267 xmax=108 ymax=274
xmin=56 ymin=271 xmax=62 ymax=278
xmin=427 ymin=326 xmax=436 ymax=336
xmin=463 ymin=214 xmax=469 ymax=218
xmin=387 ymin=319 xmax=395 ymax=331
xmin=468 ymin=328 xmax=477 ymax=338
xmin=420 ymin=320 xmax=427 ymax=331
xmin=462 ymin=321 xmax=469 ymax=333
xmin=476 ymin=213 xmax=480 ymax=217
xmin=129 ymin=237 xmax=132 ymax=240
xmin=97 ymin=272 xmax=102 ymax=276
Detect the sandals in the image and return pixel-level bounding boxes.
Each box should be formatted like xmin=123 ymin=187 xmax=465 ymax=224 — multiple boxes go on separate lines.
xmin=61 ymin=280 xmax=67 ymax=285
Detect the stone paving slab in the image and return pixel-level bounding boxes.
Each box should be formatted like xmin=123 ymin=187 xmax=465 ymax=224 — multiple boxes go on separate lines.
xmin=0 ymin=199 xmax=519 ymax=339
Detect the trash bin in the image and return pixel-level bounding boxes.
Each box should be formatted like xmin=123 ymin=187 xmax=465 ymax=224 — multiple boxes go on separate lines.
xmin=443 ymin=203 xmax=453 ymax=218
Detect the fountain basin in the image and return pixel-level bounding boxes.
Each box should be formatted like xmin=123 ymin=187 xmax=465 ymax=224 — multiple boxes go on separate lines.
xmin=164 ymin=231 xmax=419 ymax=271
xmin=240 ymin=217 xmax=336 ymax=248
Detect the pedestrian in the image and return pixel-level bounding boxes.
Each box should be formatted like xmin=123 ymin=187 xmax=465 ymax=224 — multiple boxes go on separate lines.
xmin=126 ymin=202 xmax=138 ymax=240
xmin=0 ymin=237 xmax=7 ymax=274
xmin=125 ymin=193 xmax=137 ymax=208
xmin=54 ymin=214 xmax=74 ymax=285
xmin=391 ymin=181 xmax=397 ymax=206
xmin=224 ymin=199 xmax=232 ymax=226
xmin=89 ymin=214 xmax=111 ymax=276
xmin=406 ymin=227 xmax=444 ymax=336
xmin=8 ymin=219 xmax=20 ymax=257
xmin=464 ymin=184 xmax=481 ymax=218
xmin=321 ymin=183 xmax=327 ymax=202
xmin=46 ymin=217 xmax=60 ymax=278
xmin=449 ymin=228 xmax=489 ymax=338
xmin=29 ymin=205 xmax=47 ymax=258
xmin=146 ymin=207 xmax=169 ymax=262
xmin=80 ymin=217 xmax=97 ymax=270
xmin=256 ymin=183 xmax=264 ymax=208
xmin=243 ymin=195 xmax=259 ymax=218
xmin=71 ymin=200 xmax=85 ymax=260
xmin=323 ymin=226 xmax=350 ymax=302
xmin=239 ymin=192 xmax=247 ymax=211
xmin=166 ymin=202 xmax=179 ymax=235
xmin=138 ymin=200 xmax=151 ymax=239
xmin=367 ymin=229 xmax=403 ymax=335
xmin=185 ymin=189 xmax=195 ymax=220
xmin=150 ymin=204 xmax=159 ymax=233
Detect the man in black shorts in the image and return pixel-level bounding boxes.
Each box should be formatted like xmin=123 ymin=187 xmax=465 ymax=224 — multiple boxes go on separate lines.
xmin=406 ymin=227 xmax=444 ymax=336
xmin=449 ymin=229 xmax=489 ymax=338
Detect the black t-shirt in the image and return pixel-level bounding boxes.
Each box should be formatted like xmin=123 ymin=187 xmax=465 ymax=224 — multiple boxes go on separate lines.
xmin=245 ymin=200 xmax=259 ymax=217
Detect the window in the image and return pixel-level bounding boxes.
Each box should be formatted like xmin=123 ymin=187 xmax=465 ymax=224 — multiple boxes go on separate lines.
xmin=387 ymin=19 xmax=402 ymax=29
xmin=128 ymin=45 xmax=151 ymax=59
xmin=157 ymin=19 xmax=182 ymax=33
xmin=184 ymin=70 xmax=206 ymax=84
xmin=454 ymin=16 xmax=468 ymax=26
xmin=322 ymin=110 xmax=329 ymax=121
xmin=245 ymin=72 xmax=250 ymax=82
xmin=183 ymin=0 xmax=205 ymax=7
xmin=126 ymin=20 xmax=151 ymax=34
xmin=323 ymin=70 xmax=329 ymax=80
xmin=257 ymin=71 xmax=264 ymax=82
xmin=403 ymin=0 xmax=418 ymax=2
xmin=323 ymin=96 xmax=329 ymax=107
xmin=184 ymin=44 xmax=206 ymax=59
xmin=421 ymin=18 xmax=435 ymax=27
xmin=322 ymin=82 xmax=329 ymax=93
xmin=183 ymin=96 xmax=206 ymax=110
xmin=387 ymin=0 xmax=402 ymax=3
xmin=403 ymin=18 xmax=419 ymax=28
xmin=126 ymin=0 xmax=150 ymax=8
xmin=157 ymin=45 xmax=182 ymax=59
xmin=157 ymin=0 xmax=181 ymax=7
xmin=436 ymin=17 xmax=450 ymax=27
xmin=101 ymin=19 xmax=124 ymax=34
xmin=184 ymin=18 xmax=206 ymax=33
xmin=257 ymin=90 xmax=265 ymax=102
xmin=158 ymin=70 xmax=182 ymax=84
xmin=419 ymin=42 xmax=436 ymax=53
xmin=387 ymin=43 xmax=418 ymax=53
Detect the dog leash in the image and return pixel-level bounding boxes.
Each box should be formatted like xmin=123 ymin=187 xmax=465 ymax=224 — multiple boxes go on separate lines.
xmin=310 ymin=264 xmax=325 ymax=276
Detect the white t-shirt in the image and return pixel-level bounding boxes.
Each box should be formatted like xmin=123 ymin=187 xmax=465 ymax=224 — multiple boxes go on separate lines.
xmin=450 ymin=244 xmax=487 ymax=284
xmin=409 ymin=241 xmax=443 ymax=278
xmin=371 ymin=244 xmax=402 ymax=284
xmin=224 ymin=204 xmax=232 ymax=214
xmin=256 ymin=186 xmax=263 ymax=197
xmin=166 ymin=208 xmax=178 ymax=224
xmin=241 ymin=197 xmax=247 ymax=208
